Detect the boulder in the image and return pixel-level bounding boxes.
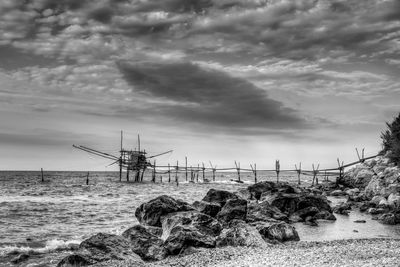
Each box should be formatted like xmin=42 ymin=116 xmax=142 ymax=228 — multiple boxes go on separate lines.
xmin=345 ymin=188 xmax=360 ymax=196
xmin=57 ymin=253 xmax=95 ymax=267
xmin=235 ymin=188 xmax=252 ymax=200
xmin=333 ymin=202 xmax=351 ymax=215
xmin=216 ymin=220 xmax=265 ymax=247
xmin=291 ymin=206 xmax=319 ymax=221
xmin=161 ymin=211 xmax=222 ymax=255
xmin=367 ymin=208 xmax=387 ymax=215
xmin=388 ymin=193 xmax=400 ymax=208
xmin=79 ymin=233 xmax=141 ymax=263
xmin=378 ymin=199 xmax=390 ymax=208
xmin=378 ymin=213 xmax=400 ymax=225
xmin=217 ymin=198 xmax=247 ymax=223
xmin=365 ymin=176 xmax=385 ymax=198
xmin=122 ymin=225 xmax=167 ymax=261
xmin=163 ymin=225 xmax=216 ymax=255
xmin=192 ymin=201 xmax=221 ymax=218
xmin=10 ymin=253 xmax=30 ymax=264
xmin=247 ymin=201 xmax=287 ymax=223
xmin=371 ymin=196 xmax=386 ymax=206
xmin=135 ymin=195 xmax=193 ymax=227
xmin=314 ymin=210 xmax=336 ymax=221
xmin=247 ymin=181 xmax=276 ymax=200
xmin=202 ymin=189 xmax=239 ymax=207
xmin=304 ymin=216 xmax=318 ymax=226
xmin=257 ymin=222 xmax=300 ymax=242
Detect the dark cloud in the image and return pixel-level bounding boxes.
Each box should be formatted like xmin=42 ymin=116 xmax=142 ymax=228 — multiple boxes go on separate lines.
xmin=132 ymin=0 xmax=213 ymax=13
xmin=118 ymin=61 xmax=310 ymax=132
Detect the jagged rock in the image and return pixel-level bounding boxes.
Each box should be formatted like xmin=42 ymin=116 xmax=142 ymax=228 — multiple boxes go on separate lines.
xmin=192 ymin=201 xmax=221 ymax=218
xmin=388 ymin=193 xmax=400 ymax=208
xmin=161 ymin=211 xmax=222 ymax=255
xmin=359 ymin=202 xmax=374 ymax=212
xmin=333 ymin=202 xmax=351 ymax=215
xmin=247 ymin=181 xmax=276 ymax=200
xmin=216 ymin=220 xmax=265 ymax=247
xmin=57 ymin=253 xmax=95 ymax=267
xmin=371 ymin=196 xmax=386 ymax=206
xmin=217 ymin=198 xmax=247 ymax=223
xmin=163 ymin=225 xmax=216 ymax=255
xmin=365 ymin=176 xmax=385 ymax=198
xmin=202 ymin=189 xmax=239 ymax=206
xmin=304 ymin=216 xmax=318 ymax=226
xmin=235 ymin=188 xmax=252 ymax=200
xmin=135 ymin=195 xmax=193 ymax=227
xmin=292 ymin=206 xmax=319 ymax=221
xmin=79 ymin=233 xmax=142 ymax=263
xmin=367 ymin=208 xmax=387 ymax=215
xmin=267 ymin=193 xmax=332 ymax=215
xmin=314 ymin=210 xmax=337 ymax=220
xmin=345 ymin=188 xmax=360 ymax=196
xmin=247 ymin=201 xmax=287 ymax=223
xmin=257 ymin=222 xmax=300 ymax=242
xmin=122 ymin=225 xmax=167 ymax=261
xmin=378 ymin=199 xmax=390 ymax=208
xmin=378 ymin=213 xmax=400 ymax=225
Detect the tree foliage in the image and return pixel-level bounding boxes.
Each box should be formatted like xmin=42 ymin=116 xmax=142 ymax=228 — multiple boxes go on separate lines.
xmin=381 ymin=112 xmax=400 ymax=165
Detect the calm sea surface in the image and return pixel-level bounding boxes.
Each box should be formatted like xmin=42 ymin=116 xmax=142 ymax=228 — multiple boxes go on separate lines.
xmin=1 ymin=171 xmax=399 ymax=266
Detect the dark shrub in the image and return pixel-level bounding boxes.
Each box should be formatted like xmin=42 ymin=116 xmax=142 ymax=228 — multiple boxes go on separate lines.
xmin=381 ymin=113 xmax=400 ymax=165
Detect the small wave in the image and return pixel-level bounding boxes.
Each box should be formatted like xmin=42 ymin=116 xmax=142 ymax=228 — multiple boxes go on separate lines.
xmin=0 ymin=239 xmax=81 ymax=257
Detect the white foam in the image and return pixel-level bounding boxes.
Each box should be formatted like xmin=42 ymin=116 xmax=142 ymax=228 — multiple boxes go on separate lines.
xmin=0 ymin=239 xmax=81 ymax=256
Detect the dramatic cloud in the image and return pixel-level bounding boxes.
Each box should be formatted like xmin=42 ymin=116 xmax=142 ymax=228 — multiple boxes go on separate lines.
xmin=119 ymin=61 xmax=309 ymax=131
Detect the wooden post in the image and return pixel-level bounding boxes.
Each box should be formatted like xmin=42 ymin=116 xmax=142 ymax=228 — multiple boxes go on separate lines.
xmin=250 ymin=164 xmax=257 ymax=183
xmin=175 ymin=161 xmax=179 ymax=184
xmin=119 ymin=131 xmax=123 ymax=182
xmin=356 ymin=148 xmax=366 ymax=163
xmin=275 ymin=160 xmax=280 ymax=183
xmin=140 ymin=167 xmax=146 ymax=182
xmin=337 ymin=158 xmax=344 ymax=183
xmin=295 ymin=162 xmax=301 ymax=185
xmin=160 ymin=175 xmax=163 ymax=183
xmin=86 ymin=171 xmax=89 ymax=185
xmin=126 ymin=169 xmax=129 ymax=182
xmin=185 ymin=157 xmax=188 ymax=181
xmin=234 ymin=161 xmax=241 ymax=182
xmin=41 ymin=168 xmax=44 ymax=182
xmin=152 ymin=160 xmax=156 ymax=183
xmin=209 ymin=161 xmax=216 ymax=182
xmin=168 ymin=163 xmax=171 ymax=183
xmin=196 ymin=164 xmax=199 ymax=182
xmin=312 ymin=164 xmax=320 ymax=186
xmin=202 ymin=162 xmax=205 ymax=182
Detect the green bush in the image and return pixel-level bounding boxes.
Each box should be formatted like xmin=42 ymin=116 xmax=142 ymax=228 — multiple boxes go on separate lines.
xmin=380 ymin=112 xmax=400 ymax=165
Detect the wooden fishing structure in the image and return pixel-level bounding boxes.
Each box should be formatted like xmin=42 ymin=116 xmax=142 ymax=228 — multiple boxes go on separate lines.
xmin=73 ymin=131 xmax=172 ymax=182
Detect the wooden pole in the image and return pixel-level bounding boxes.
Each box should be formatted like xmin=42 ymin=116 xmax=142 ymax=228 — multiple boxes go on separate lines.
xmin=209 ymin=161 xmax=216 ymax=182
xmin=295 ymin=162 xmax=301 ymax=185
xmin=41 ymin=168 xmax=44 ymax=182
xmin=234 ymin=161 xmax=241 ymax=182
xmin=275 ymin=160 xmax=280 ymax=183
xmin=140 ymin=167 xmax=146 ymax=182
xmin=168 ymin=163 xmax=171 ymax=183
xmin=120 ymin=131 xmax=123 ymax=182
xmin=196 ymin=164 xmax=199 ymax=182
xmin=86 ymin=171 xmax=89 ymax=185
xmin=152 ymin=160 xmax=156 ymax=183
xmin=250 ymin=164 xmax=257 ymax=183
xmin=202 ymin=162 xmax=205 ymax=182
xmin=185 ymin=157 xmax=188 ymax=181
xmin=175 ymin=161 xmax=179 ymax=185
xmin=126 ymin=169 xmax=129 ymax=182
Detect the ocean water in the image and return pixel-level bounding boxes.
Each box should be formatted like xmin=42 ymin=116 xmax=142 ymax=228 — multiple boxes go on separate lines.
xmin=1 ymin=171 xmax=399 ymax=266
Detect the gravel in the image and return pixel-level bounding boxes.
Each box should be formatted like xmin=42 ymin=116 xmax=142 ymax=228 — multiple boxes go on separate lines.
xmin=143 ymin=238 xmax=400 ymax=267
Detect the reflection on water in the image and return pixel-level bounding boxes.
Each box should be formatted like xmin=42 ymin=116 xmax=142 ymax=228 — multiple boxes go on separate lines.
xmin=295 ymin=197 xmax=400 ymax=241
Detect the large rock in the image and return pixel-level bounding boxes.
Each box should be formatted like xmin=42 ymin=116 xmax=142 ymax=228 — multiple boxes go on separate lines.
xmin=161 ymin=211 xmax=222 ymax=255
xmin=365 ymin=176 xmax=385 ymax=198
xmin=135 ymin=195 xmax=193 ymax=227
xmin=340 ymin=166 xmax=374 ymax=189
xmin=79 ymin=233 xmax=141 ymax=263
xmin=378 ymin=213 xmax=400 ymax=225
xmin=202 ymin=189 xmax=239 ymax=206
xmin=290 ymin=206 xmax=319 ymax=221
xmin=216 ymin=220 xmax=265 ymax=247
xmin=257 ymin=222 xmax=300 ymax=242
xmin=122 ymin=225 xmax=167 ymax=261
xmin=388 ymin=193 xmax=400 ymax=208
xmin=57 ymin=253 xmax=95 ymax=267
xmin=247 ymin=181 xmax=276 ymax=200
xmin=330 ymin=190 xmax=346 ymax=196
xmin=267 ymin=193 xmax=332 ymax=215
xmin=217 ymin=198 xmax=247 ymax=223
xmin=246 ymin=201 xmax=287 ymax=223
xmin=192 ymin=201 xmax=221 ymax=217
xmin=333 ymin=202 xmax=351 ymax=215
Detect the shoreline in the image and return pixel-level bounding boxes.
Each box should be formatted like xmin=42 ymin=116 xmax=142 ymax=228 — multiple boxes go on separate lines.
xmin=140 ymin=238 xmax=400 ymax=267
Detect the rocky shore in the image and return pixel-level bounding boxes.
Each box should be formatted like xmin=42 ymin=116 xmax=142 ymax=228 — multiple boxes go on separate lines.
xmin=41 ymin=154 xmax=400 ymax=266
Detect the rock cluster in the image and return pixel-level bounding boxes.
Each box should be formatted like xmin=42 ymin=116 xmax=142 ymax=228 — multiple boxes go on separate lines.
xmin=57 ymin=182 xmax=334 ymax=266
xmin=334 ymin=155 xmax=400 ymax=225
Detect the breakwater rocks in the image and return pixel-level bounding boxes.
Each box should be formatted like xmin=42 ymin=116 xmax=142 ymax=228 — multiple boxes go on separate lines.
xmin=330 ymin=155 xmax=400 ymax=224
xmin=57 ymin=182 xmax=335 ymax=266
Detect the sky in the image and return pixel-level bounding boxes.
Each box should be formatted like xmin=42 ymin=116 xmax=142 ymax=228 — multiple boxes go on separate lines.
xmin=0 ymin=0 xmax=399 ymax=171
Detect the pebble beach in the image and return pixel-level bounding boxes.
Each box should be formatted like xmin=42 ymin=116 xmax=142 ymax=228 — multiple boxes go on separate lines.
xmin=98 ymin=238 xmax=400 ymax=267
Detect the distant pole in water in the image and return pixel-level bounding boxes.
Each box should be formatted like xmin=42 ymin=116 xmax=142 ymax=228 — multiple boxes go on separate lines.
xmin=196 ymin=164 xmax=199 ymax=183
xmin=126 ymin=169 xmax=129 ymax=182
xmin=185 ymin=157 xmax=188 ymax=182
xmin=202 ymin=162 xmax=205 ymax=182
xmin=234 ymin=161 xmax=241 ymax=182
xmin=175 ymin=161 xmax=179 ymax=184
xmin=295 ymin=162 xmax=301 ymax=185
xmin=209 ymin=161 xmax=216 ymax=182
xmin=152 ymin=160 xmax=156 ymax=183
xmin=86 ymin=172 xmax=89 ymax=185
xmin=119 ymin=131 xmax=123 ymax=182
xmin=41 ymin=168 xmax=44 ymax=182
xmin=168 ymin=163 xmax=171 ymax=183
xmin=312 ymin=163 xmax=320 ymax=186
xmin=250 ymin=163 xmax=257 ymax=183
xmin=275 ymin=160 xmax=280 ymax=183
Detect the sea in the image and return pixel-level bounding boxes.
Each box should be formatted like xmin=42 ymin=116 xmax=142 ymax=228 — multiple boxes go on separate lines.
xmin=1 ymin=171 xmax=400 ymax=266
